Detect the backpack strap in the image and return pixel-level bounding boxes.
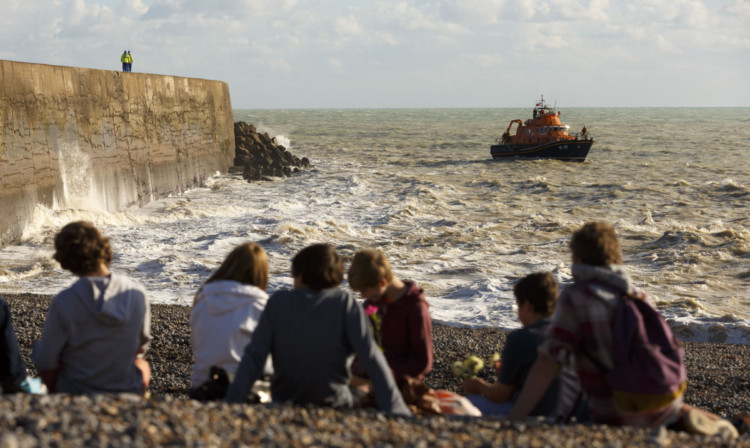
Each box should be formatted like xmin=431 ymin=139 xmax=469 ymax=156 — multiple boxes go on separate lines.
xmin=579 ymin=344 xmax=609 ymax=374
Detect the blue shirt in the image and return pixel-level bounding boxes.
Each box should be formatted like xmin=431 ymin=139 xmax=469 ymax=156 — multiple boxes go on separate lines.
xmin=499 ymin=318 xmax=581 ymax=418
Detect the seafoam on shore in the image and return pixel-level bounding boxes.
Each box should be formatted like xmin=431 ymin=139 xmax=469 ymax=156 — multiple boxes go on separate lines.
xmin=3 ymin=293 xmax=749 ymax=446
xmin=2 ymin=108 xmax=749 ymax=345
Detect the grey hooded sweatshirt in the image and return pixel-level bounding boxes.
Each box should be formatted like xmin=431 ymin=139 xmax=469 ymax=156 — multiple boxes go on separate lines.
xmin=225 ymin=287 xmax=411 ymax=417
xmin=32 ymin=273 xmax=151 ymax=394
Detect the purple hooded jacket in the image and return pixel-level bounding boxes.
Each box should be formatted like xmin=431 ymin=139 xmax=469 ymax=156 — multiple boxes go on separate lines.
xmin=355 ymin=281 xmax=433 ymax=379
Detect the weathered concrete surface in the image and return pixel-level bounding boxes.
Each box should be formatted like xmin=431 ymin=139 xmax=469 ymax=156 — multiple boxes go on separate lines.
xmin=0 ymin=60 xmax=234 ymax=246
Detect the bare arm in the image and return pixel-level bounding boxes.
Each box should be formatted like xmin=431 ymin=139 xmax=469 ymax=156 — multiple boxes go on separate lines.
xmin=507 ymin=355 xmax=561 ymax=421
xmin=462 ymin=377 xmax=516 ymax=404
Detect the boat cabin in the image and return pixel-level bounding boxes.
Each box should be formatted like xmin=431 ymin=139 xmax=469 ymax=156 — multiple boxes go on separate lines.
xmin=500 ymin=96 xmax=585 ymax=145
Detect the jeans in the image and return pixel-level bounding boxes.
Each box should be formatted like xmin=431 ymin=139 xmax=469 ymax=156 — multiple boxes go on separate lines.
xmin=0 ymin=297 xmax=27 ymax=392
xmin=465 ymin=394 xmax=515 ymax=416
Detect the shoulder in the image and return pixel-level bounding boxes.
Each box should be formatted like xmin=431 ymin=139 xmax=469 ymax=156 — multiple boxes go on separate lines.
xmin=323 ymin=287 xmax=356 ymax=306
xmin=507 ymin=323 xmax=546 ymax=348
xmin=111 ymin=273 xmax=148 ymax=298
xmin=506 ymin=326 xmax=533 ymax=345
xmin=110 ymin=272 xmax=145 ymax=289
xmin=558 ymin=281 xmax=598 ymax=305
xmin=402 ymin=281 xmax=427 ymax=304
xmin=268 ymin=288 xmax=299 ymax=304
xmin=203 ymin=280 xmax=268 ymax=300
xmin=269 ymin=287 xmax=353 ymax=305
xmin=54 ymin=278 xmax=87 ymax=301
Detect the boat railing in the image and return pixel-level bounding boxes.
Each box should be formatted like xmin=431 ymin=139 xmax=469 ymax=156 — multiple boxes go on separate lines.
xmin=572 ymin=132 xmax=594 ymax=141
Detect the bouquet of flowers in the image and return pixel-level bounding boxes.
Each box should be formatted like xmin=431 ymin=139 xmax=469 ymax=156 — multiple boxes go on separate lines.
xmin=452 ymin=352 xmax=501 ymax=379
xmin=364 ymin=304 xmax=383 ymax=350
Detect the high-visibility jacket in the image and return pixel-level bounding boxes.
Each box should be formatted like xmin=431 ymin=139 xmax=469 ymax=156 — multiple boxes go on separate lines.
xmin=121 ymin=53 xmax=128 ymax=63
xmin=127 ymin=53 xmax=133 ymax=63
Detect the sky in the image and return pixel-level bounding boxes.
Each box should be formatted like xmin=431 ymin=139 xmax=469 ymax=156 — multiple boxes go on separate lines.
xmin=1 ymin=0 xmax=749 ymax=108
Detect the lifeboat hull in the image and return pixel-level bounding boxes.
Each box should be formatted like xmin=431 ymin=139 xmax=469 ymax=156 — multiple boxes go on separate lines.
xmin=490 ymin=140 xmax=593 ymax=162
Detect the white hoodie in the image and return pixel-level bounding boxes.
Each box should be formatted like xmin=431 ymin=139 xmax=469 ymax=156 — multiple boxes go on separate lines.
xmin=190 ymin=280 xmax=271 ymax=386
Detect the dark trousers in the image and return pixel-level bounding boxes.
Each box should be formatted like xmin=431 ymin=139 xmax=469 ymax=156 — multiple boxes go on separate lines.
xmin=0 ymin=298 xmax=27 ymax=392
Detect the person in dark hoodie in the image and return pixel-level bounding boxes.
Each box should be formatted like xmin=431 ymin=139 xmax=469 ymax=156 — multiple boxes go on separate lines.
xmin=32 ymin=221 xmax=151 ymax=395
xmin=224 ymin=244 xmax=410 ymax=416
xmin=348 ymin=248 xmax=433 ymax=386
xmin=0 ymin=297 xmax=36 ymax=393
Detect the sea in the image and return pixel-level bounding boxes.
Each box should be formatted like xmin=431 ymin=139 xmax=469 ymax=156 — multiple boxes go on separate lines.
xmin=1 ymin=107 xmax=749 ymax=344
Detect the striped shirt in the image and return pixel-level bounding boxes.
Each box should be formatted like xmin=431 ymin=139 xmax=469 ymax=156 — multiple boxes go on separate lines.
xmin=539 ymin=264 xmax=682 ymax=426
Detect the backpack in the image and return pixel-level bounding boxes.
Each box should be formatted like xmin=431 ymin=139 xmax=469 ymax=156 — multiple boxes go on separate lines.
xmin=583 ymin=283 xmax=687 ymax=413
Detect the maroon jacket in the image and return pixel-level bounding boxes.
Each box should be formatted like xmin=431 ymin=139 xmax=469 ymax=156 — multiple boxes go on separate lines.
xmin=355 ymin=281 xmax=433 ymax=380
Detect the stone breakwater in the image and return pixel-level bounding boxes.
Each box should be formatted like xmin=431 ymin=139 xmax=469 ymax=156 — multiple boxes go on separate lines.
xmin=231 ymin=121 xmax=311 ymax=182
xmin=3 ymin=293 xmax=749 ymax=447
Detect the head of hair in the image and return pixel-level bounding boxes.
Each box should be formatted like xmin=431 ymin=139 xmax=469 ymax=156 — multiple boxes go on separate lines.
xmin=206 ymin=242 xmax=269 ymax=290
xmin=347 ymin=248 xmax=394 ymax=290
xmin=292 ymin=244 xmax=344 ymax=292
xmin=569 ymin=221 xmax=623 ymax=266
xmin=513 ymin=272 xmax=558 ymax=317
xmin=53 ymin=221 xmax=113 ymax=276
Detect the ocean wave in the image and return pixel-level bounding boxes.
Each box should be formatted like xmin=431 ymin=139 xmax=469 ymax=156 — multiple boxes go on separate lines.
xmin=667 ymin=316 xmax=750 ymax=344
xmin=704 ymin=178 xmax=750 ymax=198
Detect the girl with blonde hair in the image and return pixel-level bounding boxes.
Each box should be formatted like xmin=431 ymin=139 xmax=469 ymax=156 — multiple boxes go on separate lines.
xmin=189 ymin=242 xmax=271 ymax=400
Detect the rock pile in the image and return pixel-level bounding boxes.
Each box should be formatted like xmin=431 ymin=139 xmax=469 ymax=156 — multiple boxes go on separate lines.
xmin=232 ymin=121 xmax=311 ymax=182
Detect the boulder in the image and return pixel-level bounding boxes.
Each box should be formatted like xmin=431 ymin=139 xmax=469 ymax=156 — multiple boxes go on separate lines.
xmin=231 ymin=121 xmax=311 ymax=182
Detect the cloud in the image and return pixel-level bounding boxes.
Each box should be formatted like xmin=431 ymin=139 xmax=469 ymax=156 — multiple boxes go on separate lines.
xmin=725 ymin=0 xmax=750 ymax=16
xmin=437 ymin=0 xmax=505 ymax=25
xmin=504 ymin=0 xmax=549 ymax=20
xmin=381 ymin=2 xmax=468 ymax=34
xmin=373 ymin=32 xmax=398 ymax=46
xmin=1 ymin=0 xmax=748 ymax=107
xmin=334 ymin=15 xmax=364 ymax=37
xmin=258 ymin=57 xmax=292 ymax=74
xmin=127 ymin=0 xmax=149 ymax=16
xmin=465 ymin=53 xmax=504 ymax=67
xmin=327 ymin=57 xmax=344 ymax=72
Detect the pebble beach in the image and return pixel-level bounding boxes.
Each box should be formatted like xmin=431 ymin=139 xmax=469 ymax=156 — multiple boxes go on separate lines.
xmin=2 ymin=293 xmax=749 ymax=447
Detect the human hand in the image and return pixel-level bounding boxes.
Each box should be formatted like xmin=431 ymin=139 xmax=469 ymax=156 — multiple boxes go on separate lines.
xmin=462 ymin=377 xmax=482 ymax=395
xmin=491 ymin=352 xmax=501 ymax=374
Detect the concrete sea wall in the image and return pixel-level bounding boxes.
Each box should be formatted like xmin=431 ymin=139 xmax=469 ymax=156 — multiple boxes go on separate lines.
xmin=0 ymin=59 xmax=235 ymax=246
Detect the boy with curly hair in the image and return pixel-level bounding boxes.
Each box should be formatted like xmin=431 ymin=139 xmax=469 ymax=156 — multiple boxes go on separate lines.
xmin=32 ymin=221 xmax=151 ymax=395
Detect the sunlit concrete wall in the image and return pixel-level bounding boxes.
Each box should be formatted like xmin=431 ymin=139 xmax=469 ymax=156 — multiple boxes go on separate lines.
xmin=0 ymin=59 xmax=235 ymax=246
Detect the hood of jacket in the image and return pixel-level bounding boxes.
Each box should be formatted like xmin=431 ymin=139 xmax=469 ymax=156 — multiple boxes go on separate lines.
xmin=365 ymin=280 xmax=427 ymax=309
xmin=390 ymin=280 xmax=426 ymax=307
xmin=571 ymin=264 xmax=646 ymax=299
xmin=70 ymin=273 xmax=145 ymax=325
xmin=194 ymin=280 xmax=269 ymax=316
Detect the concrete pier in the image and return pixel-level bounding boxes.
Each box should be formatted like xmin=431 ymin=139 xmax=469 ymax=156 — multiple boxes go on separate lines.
xmin=0 ymin=60 xmax=235 ymax=246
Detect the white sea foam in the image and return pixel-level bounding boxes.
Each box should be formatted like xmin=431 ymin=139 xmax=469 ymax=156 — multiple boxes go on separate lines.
xmin=2 ymin=108 xmax=750 ymax=343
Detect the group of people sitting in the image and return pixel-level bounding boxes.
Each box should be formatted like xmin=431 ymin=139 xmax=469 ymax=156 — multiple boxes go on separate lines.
xmin=0 ymin=220 xmax=739 ymax=439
